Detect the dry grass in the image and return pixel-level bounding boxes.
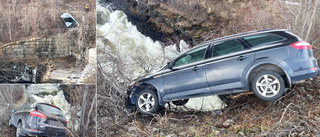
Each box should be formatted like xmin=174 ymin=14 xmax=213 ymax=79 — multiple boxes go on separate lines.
xmin=0 ymin=0 xmax=96 ymax=47
xmin=99 ymin=77 xmax=320 ymax=136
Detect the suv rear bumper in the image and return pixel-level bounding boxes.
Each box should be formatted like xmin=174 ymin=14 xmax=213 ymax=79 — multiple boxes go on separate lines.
xmin=24 ymin=128 xmax=66 ymax=137
xmin=291 ymin=68 xmax=319 ymax=82
xmin=25 ymin=122 xmax=66 ymax=137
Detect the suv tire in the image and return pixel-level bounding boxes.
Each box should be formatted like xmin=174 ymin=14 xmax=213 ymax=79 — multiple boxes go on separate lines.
xmin=172 ymin=99 xmax=189 ymax=106
xmin=16 ymin=122 xmax=23 ymax=137
xmin=252 ymin=70 xmax=285 ymax=101
xmin=136 ymin=89 xmax=160 ymax=115
xmin=9 ymin=117 xmax=12 ymax=127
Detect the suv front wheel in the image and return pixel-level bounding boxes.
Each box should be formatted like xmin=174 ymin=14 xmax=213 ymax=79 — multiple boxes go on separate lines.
xmin=136 ymin=89 xmax=160 ymax=115
xmin=252 ymin=70 xmax=285 ymax=101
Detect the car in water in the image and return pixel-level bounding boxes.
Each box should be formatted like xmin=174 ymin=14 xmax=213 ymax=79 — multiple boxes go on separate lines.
xmin=9 ymin=102 xmax=67 ymax=137
xmin=126 ymin=29 xmax=320 ymax=115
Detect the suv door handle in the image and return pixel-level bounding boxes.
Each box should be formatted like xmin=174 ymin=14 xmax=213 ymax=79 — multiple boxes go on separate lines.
xmin=193 ymin=66 xmax=199 ymax=71
xmin=237 ymin=56 xmax=248 ymax=61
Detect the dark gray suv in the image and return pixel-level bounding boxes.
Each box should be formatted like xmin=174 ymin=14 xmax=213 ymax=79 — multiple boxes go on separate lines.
xmin=127 ymin=29 xmax=319 ymax=115
xmin=9 ymin=102 xmax=67 ymax=137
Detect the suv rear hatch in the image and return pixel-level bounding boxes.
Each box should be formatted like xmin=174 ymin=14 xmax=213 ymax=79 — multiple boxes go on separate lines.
xmin=37 ymin=104 xmax=67 ymax=133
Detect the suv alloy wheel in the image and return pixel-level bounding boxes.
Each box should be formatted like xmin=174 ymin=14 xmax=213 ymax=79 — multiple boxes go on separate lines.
xmin=252 ymin=70 xmax=285 ymax=101
xmin=136 ymin=89 xmax=160 ymax=115
xmin=16 ymin=122 xmax=23 ymax=137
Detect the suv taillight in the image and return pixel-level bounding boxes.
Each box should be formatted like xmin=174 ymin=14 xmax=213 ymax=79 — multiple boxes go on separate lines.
xmin=29 ymin=110 xmax=47 ymax=119
xmin=290 ymin=41 xmax=312 ymax=49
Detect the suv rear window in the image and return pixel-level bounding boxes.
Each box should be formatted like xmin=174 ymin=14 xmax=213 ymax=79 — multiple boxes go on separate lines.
xmin=37 ymin=104 xmax=64 ymax=116
xmin=244 ymin=33 xmax=285 ymax=47
xmin=212 ymin=40 xmax=244 ymax=57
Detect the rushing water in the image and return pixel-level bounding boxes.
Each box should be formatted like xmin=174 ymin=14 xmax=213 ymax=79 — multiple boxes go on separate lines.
xmin=97 ymin=4 xmax=167 ymax=79
xmin=98 ymin=3 xmax=225 ymax=111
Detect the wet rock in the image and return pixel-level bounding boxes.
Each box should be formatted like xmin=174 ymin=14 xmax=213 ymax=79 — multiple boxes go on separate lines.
xmin=223 ymin=119 xmax=234 ymax=127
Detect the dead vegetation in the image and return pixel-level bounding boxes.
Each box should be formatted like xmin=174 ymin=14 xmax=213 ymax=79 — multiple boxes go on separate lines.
xmin=0 ymin=0 xmax=96 ymax=47
xmin=62 ymin=85 xmax=97 ymax=137
xmin=98 ymin=75 xmax=320 ymax=136
xmin=111 ymin=0 xmax=320 ymax=47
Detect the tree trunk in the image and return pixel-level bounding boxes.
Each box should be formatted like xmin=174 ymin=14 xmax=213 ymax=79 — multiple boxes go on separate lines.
xmin=79 ymin=86 xmax=88 ymax=137
xmin=305 ymin=0 xmax=319 ymax=42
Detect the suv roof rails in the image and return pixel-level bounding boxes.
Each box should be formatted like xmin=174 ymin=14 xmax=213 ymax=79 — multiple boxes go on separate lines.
xmin=200 ymin=29 xmax=287 ymax=45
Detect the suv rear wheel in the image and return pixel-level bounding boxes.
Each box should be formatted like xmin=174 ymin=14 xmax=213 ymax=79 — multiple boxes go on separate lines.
xmin=136 ymin=89 xmax=160 ymax=115
xmin=16 ymin=122 xmax=23 ymax=137
xmin=252 ymin=70 xmax=285 ymax=101
xmin=172 ymin=99 xmax=189 ymax=106
xmin=9 ymin=117 xmax=12 ymax=127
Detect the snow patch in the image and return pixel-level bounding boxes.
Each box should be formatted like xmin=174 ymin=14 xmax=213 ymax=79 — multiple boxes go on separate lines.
xmin=78 ymin=48 xmax=97 ymax=83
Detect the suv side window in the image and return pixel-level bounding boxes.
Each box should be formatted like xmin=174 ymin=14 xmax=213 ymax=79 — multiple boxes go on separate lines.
xmin=174 ymin=46 xmax=207 ymax=67
xmin=212 ymin=39 xmax=244 ymax=57
xmin=243 ymin=33 xmax=285 ymax=47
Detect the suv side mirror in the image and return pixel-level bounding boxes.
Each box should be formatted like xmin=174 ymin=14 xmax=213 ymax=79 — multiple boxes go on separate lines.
xmin=12 ymin=110 xmax=15 ymax=113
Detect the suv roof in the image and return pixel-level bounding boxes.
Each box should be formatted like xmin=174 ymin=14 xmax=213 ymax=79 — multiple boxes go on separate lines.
xmin=22 ymin=102 xmax=62 ymax=110
xmin=198 ymin=29 xmax=289 ymax=46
